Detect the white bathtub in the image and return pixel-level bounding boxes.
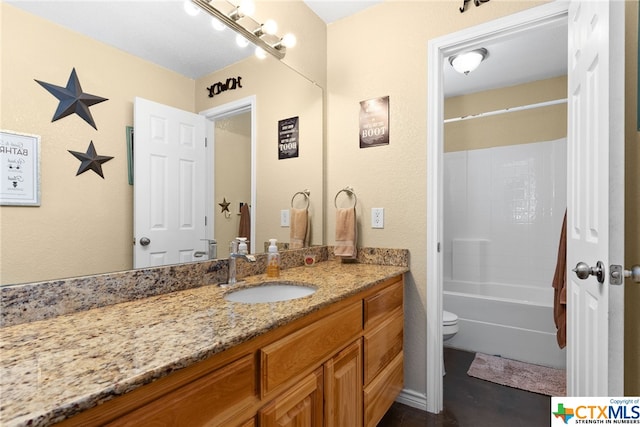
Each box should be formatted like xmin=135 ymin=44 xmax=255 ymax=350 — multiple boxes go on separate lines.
xmin=443 ymin=279 xmax=566 ymax=369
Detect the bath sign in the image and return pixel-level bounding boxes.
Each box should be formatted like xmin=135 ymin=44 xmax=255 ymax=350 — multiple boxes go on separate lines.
xmin=0 ymin=130 xmax=41 ymax=206
xmin=359 ymin=96 xmax=389 ymax=148
xmin=278 ymin=116 xmax=299 ymax=159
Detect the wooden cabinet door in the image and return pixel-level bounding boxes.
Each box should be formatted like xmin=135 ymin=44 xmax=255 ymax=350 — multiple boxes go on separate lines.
xmin=324 ymin=340 xmax=362 ymax=427
xmin=259 ymin=368 xmax=323 ymax=427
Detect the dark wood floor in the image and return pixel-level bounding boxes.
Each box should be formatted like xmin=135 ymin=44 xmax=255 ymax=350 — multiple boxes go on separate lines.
xmin=377 ymin=348 xmax=551 ymax=427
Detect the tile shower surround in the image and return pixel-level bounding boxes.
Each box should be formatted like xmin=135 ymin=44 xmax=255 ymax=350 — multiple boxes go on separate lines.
xmin=0 ymin=246 xmax=409 ymax=327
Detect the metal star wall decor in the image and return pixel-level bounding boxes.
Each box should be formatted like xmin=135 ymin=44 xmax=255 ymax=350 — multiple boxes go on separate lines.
xmin=35 ymin=68 xmax=108 ymax=130
xmin=68 ymin=141 xmax=114 ymax=178
xmin=219 ymin=198 xmax=231 ymax=213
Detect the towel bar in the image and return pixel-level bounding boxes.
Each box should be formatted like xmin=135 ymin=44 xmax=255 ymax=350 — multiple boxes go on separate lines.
xmin=334 ymin=186 xmax=357 ymax=209
xmin=291 ymin=190 xmax=310 ymax=209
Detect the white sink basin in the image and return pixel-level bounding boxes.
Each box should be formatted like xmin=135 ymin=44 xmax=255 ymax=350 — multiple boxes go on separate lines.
xmin=224 ymin=282 xmax=317 ymax=303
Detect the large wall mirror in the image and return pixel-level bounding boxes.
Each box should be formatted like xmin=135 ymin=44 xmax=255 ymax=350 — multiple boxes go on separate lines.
xmin=0 ymin=1 xmax=324 ymax=285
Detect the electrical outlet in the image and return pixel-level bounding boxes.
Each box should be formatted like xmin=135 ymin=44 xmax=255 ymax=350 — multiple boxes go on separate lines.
xmin=280 ymin=209 xmax=290 ymax=227
xmin=371 ymin=208 xmax=384 ymax=229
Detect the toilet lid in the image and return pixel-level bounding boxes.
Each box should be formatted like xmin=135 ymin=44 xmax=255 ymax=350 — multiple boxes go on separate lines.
xmin=443 ymin=310 xmax=458 ymax=325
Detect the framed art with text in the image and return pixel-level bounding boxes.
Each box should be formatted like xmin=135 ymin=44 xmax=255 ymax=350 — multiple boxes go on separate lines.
xmin=359 ymin=96 xmax=389 ymax=148
xmin=0 ymin=130 xmax=41 ymax=206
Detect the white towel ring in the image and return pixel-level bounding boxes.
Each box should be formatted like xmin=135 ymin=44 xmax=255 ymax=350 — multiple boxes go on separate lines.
xmin=334 ymin=187 xmax=357 ymax=209
xmin=291 ymin=190 xmax=310 ymax=209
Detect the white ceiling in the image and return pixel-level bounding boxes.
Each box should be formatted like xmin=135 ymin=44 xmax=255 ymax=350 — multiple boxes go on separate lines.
xmin=7 ymin=1 xmax=567 ymax=97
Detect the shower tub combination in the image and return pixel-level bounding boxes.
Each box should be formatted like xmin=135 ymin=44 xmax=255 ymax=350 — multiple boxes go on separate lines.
xmin=442 ymin=139 xmax=568 ymax=370
xmin=443 ymin=279 xmax=565 ymax=369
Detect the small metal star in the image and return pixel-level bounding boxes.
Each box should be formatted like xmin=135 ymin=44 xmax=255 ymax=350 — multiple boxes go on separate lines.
xmin=219 ymin=198 xmax=231 ymax=213
xmin=35 ymin=68 xmax=108 ymax=130
xmin=68 ymin=141 xmax=114 ymax=178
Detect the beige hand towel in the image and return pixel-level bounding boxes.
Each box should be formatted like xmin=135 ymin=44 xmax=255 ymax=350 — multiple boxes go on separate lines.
xmin=290 ymin=208 xmax=308 ymax=249
xmin=334 ymin=207 xmax=357 ymax=258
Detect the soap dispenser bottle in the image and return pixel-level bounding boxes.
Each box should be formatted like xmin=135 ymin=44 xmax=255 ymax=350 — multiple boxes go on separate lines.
xmin=237 ymin=237 xmax=248 ymax=255
xmin=266 ymin=238 xmax=280 ymax=278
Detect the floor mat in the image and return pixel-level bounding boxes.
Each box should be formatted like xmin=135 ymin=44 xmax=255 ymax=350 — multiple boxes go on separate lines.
xmin=467 ymin=352 xmax=566 ymax=396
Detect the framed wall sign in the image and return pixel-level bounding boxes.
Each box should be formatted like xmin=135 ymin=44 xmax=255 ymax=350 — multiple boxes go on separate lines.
xmin=278 ymin=116 xmax=299 ymax=159
xmin=0 ymin=130 xmax=41 ymax=206
xmin=359 ymin=96 xmax=389 ymax=148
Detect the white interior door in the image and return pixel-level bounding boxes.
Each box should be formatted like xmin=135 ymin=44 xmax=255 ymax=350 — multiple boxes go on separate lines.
xmin=566 ymin=0 xmax=625 ymax=396
xmin=134 ymin=97 xmax=207 ymax=269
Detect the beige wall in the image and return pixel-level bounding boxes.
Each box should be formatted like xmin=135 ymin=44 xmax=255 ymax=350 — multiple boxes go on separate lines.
xmin=445 ymin=76 xmax=567 ymax=152
xmin=326 ymin=0 xmax=639 ymax=396
xmin=0 ymin=4 xmax=195 ymax=284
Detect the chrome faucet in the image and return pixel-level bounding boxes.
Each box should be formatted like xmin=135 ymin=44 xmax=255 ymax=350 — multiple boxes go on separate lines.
xmin=226 ymin=239 xmax=256 ymax=286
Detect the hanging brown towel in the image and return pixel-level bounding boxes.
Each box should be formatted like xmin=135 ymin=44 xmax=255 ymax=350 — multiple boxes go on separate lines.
xmin=335 ymin=207 xmax=357 ymax=258
xmin=238 ymin=203 xmax=251 ymax=252
xmin=552 ymin=210 xmax=567 ymax=349
xmin=290 ymin=208 xmax=308 ymax=249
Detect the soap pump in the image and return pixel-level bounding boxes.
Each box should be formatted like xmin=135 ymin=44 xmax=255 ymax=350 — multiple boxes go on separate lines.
xmin=237 ymin=237 xmax=248 ymax=255
xmin=266 ymin=238 xmax=280 ymax=278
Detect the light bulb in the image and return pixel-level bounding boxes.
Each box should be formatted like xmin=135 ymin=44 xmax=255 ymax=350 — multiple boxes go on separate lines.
xmin=255 ymin=47 xmax=267 ymax=59
xmin=211 ymin=17 xmax=226 ymax=31
xmin=183 ymin=1 xmax=200 ymax=16
xmin=281 ymin=33 xmax=296 ymax=49
xmin=236 ymin=34 xmax=249 ymax=48
xmin=262 ymin=19 xmax=278 ymax=35
xmin=238 ymin=0 xmax=255 ymax=17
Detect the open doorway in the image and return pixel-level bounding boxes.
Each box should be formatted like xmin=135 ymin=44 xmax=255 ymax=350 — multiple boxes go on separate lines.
xmin=426 ymin=2 xmax=570 ymax=413
xmin=201 ymin=96 xmax=257 ymax=258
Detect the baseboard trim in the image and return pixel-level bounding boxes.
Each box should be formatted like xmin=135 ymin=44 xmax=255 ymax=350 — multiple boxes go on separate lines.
xmin=395 ymin=388 xmax=428 ymax=411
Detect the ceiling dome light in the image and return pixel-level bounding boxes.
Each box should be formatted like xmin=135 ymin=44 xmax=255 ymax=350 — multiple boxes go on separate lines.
xmin=183 ymin=1 xmax=200 ymax=16
xmin=235 ymin=34 xmax=249 ymax=48
xmin=449 ymin=48 xmax=488 ymax=75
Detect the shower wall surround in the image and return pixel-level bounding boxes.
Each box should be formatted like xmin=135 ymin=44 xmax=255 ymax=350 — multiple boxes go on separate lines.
xmin=443 ymin=138 xmax=567 ymax=291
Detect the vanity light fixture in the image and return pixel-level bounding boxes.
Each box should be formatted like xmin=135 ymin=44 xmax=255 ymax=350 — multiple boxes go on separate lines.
xmin=448 ymin=48 xmax=488 ymax=75
xmin=190 ymin=0 xmax=295 ymax=60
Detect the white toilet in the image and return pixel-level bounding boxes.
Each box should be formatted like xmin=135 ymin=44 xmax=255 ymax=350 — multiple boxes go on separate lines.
xmin=442 ymin=310 xmax=459 ymax=375
xmin=443 ymin=310 xmax=459 ymax=341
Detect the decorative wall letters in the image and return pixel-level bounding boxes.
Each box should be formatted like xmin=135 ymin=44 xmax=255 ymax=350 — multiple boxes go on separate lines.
xmin=459 ymin=0 xmax=490 ymax=13
xmin=207 ymin=76 xmax=243 ymax=98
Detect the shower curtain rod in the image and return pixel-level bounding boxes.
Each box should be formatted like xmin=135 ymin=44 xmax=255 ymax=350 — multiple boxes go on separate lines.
xmin=444 ymin=98 xmax=568 ymax=124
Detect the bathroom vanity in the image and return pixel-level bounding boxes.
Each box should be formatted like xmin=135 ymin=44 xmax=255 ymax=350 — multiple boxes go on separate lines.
xmin=0 ymin=255 xmax=407 ymax=427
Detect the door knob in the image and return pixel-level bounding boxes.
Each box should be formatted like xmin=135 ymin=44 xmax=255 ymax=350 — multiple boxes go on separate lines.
xmin=610 ymin=264 xmax=640 ymax=285
xmin=139 ymin=237 xmax=151 ymax=246
xmin=573 ymin=261 xmax=605 ymax=283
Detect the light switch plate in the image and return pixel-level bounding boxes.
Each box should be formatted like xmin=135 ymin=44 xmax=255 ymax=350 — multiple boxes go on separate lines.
xmin=372 ymin=208 xmax=384 ymax=228
xmin=280 ymin=209 xmax=290 ymax=227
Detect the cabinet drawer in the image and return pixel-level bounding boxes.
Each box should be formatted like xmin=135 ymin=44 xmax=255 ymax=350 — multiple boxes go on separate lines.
xmin=363 ymin=351 xmax=403 ymax=427
xmin=109 ymin=354 xmax=257 ymax=426
xmin=261 ymin=302 xmax=362 ymax=396
xmin=363 ymin=278 xmax=403 ymax=330
xmin=363 ymin=307 xmax=403 ymax=385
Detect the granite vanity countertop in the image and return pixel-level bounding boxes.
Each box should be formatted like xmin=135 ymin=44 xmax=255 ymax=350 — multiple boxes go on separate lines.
xmin=0 ymin=260 xmax=408 ymax=427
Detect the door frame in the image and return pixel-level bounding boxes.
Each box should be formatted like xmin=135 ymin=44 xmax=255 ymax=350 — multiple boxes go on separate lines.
xmin=200 ymin=95 xmax=257 ymax=252
xmin=426 ymin=2 xmax=570 ymax=413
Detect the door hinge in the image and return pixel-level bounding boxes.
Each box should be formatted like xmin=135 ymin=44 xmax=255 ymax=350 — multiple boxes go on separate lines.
xmin=205 ymin=137 xmax=208 ymax=148
xmin=437 ymin=242 xmax=441 ymax=253
xmin=205 ymin=216 xmax=208 ymax=226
